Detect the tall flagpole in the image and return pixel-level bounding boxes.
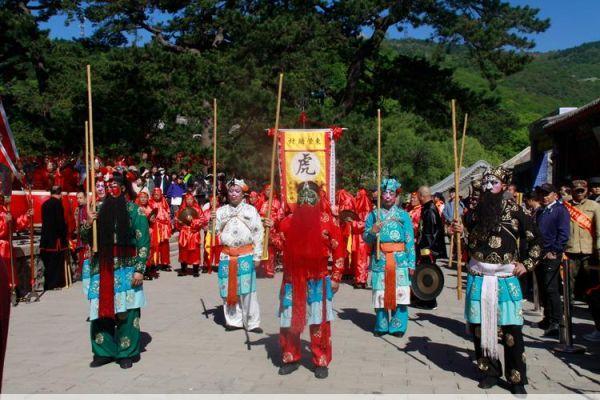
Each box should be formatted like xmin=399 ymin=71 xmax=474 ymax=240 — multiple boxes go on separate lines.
xmin=209 ymin=98 xmax=218 ymax=274
xmin=86 ymin=65 xmax=97 ymax=253
xmin=262 ymin=73 xmax=284 ymax=259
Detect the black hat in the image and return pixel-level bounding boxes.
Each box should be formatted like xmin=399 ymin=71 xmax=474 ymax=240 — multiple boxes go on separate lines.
xmin=535 ymin=183 xmax=557 ymax=194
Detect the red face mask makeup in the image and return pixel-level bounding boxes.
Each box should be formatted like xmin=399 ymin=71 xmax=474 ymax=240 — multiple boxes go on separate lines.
xmin=109 ymin=184 xmax=122 ymax=197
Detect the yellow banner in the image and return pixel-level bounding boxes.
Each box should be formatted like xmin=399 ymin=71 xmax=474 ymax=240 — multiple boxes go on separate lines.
xmin=282 ymin=130 xmax=328 ymax=204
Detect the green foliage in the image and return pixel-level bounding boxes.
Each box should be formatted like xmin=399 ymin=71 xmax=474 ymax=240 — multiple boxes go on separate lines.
xmin=1 ymin=0 xmax=562 ymax=192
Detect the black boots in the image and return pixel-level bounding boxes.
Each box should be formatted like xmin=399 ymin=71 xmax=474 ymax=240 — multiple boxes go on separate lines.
xmin=178 ymin=263 xmax=188 ymax=276
xmin=193 ymin=265 xmax=200 ymax=277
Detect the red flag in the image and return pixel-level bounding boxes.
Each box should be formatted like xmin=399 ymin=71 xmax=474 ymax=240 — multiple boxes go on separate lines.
xmin=0 ymin=98 xmax=21 ymax=181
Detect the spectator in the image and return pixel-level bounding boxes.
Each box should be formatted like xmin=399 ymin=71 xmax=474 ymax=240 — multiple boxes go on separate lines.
xmin=181 ymin=168 xmax=194 ymax=189
xmin=154 ymin=167 xmax=170 ymax=193
xmin=589 ymin=177 xmax=600 ymax=203
xmin=559 ymin=185 xmax=572 ymax=203
xmin=535 ymin=183 xmax=570 ymax=337
xmin=564 ymin=179 xmax=600 ymax=302
xmin=167 ymin=176 xmax=186 ymax=218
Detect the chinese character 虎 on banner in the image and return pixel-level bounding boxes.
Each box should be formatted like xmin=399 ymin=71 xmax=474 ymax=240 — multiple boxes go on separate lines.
xmin=277 ymin=129 xmax=339 ymax=210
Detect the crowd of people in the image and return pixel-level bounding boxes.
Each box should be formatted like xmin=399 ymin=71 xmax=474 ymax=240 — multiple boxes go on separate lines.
xmin=1 ymin=152 xmax=599 ymax=395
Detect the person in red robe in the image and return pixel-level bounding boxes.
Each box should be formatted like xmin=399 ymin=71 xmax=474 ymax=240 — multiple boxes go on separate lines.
xmin=336 ymin=189 xmax=356 ymax=278
xmin=258 ymin=184 xmax=284 ymax=278
xmin=175 ymin=193 xmax=207 ymax=277
xmin=148 ymin=188 xmax=172 ymax=272
xmin=351 ymin=188 xmax=373 ymax=289
xmin=135 ymin=192 xmax=158 ymax=280
xmin=248 ymin=191 xmax=264 ymax=212
xmin=0 ymin=195 xmax=32 ymax=291
xmin=31 ymin=160 xmax=54 ymax=190
xmin=407 ymin=191 xmax=422 ymax=239
xmin=269 ymin=181 xmax=345 ymax=379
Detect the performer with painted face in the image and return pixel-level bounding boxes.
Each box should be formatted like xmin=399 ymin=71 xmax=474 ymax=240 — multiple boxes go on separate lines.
xmin=364 ymin=178 xmax=416 ymax=337
xmin=452 ymin=167 xmax=541 ymax=395
xmin=267 ymin=181 xmax=344 ymax=379
xmin=212 ymin=179 xmax=264 ymax=332
xmin=82 ymin=173 xmax=150 ymax=369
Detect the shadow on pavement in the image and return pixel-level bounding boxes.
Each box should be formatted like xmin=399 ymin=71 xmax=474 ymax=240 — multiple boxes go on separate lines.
xmin=250 ymin=332 xmax=314 ymax=371
xmin=404 ymin=336 xmax=481 ymax=383
xmin=336 ymin=308 xmax=375 ymax=333
xmin=415 ymin=312 xmax=469 ymax=340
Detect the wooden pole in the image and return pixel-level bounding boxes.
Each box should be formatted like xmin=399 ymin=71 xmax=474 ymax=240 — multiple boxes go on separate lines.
xmin=28 ymin=188 xmax=35 ymax=293
xmin=459 ymin=113 xmax=468 ymax=171
xmin=86 ymin=65 xmax=97 ymax=253
xmin=376 ymin=109 xmax=382 ymax=260
xmin=85 ymin=121 xmax=90 ymax=200
xmin=209 ymin=98 xmax=218 ymax=273
xmin=451 ymin=99 xmax=462 ymax=300
xmin=262 ymin=73 xmax=284 ymax=260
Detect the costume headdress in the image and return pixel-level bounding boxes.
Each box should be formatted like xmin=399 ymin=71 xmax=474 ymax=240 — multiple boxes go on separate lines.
xmin=483 ymin=166 xmax=512 ymax=185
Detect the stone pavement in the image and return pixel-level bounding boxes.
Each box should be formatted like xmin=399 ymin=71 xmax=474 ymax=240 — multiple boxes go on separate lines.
xmin=3 ymin=256 xmax=599 ymax=394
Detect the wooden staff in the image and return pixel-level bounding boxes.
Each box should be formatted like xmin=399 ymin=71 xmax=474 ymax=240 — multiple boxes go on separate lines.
xmin=86 ymin=65 xmax=98 ymax=253
xmin=209 ymin=98 xmax=218 ymax=273
xmin=449 ymin=113 xmax=468 ymax=269
xmin=451 ymin=99 xmax=463 ymax=300
xmin=262 ymin=73 xmax=284 ymax=260
xmin=28 ymin=187 xmax=35 ymax=295
xmin=376 ymin=108 xmax=382 ymax=260
xmin=85 ymin=121 xmax=90 ymax=200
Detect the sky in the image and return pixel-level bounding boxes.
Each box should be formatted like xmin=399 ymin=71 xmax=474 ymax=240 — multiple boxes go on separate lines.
xmin=40 ymin=0 xmax=600 ymax=52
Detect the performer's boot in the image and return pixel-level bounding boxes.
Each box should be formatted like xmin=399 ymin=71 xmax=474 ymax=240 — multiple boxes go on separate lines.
xmin=478 ymin=376 xmax=498 ymax=389
xmin=118 ymin=358 xmax=133 ymax=369
xmin=90 ymin=356 xmax=113 ymax=368
xmin=278 ymin=362 xmax=300 ymax=375
xmin=314 ymin=366 xmax=328 ymax=379
xmin=511 ymin=384 xmax=527 ymax=395
xmin=192 ymin=265 xmax=200 ymax=277
xmin=178 ymin=263 xmax=188 ymax=276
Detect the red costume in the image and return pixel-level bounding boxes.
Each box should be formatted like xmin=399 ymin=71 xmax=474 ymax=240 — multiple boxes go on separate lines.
xmin=174 ymin=194 xmax=207 ymax=268
xmin=278 ymin=198 xmax=345 ymax=370
xmin=336 ymin=189 xmax=356 ymax=277
xmin=351 ymin=189 xmax=373 ymax=286
xmin=147 ymin=188 xmax=172 ymax=268
xmin=0 ymin=202 xmax=30 ymax=288
xmin=258 ymin=185 xmax=284 ymax=278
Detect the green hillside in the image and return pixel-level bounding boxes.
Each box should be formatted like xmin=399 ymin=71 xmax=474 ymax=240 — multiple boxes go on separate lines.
xmin=387 ymin=39 xmax=600 ymax=149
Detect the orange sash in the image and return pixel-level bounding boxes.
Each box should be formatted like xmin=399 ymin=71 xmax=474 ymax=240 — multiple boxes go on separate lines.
xmin=380 ymin=242 xmax=405 ymax=310
xmin=222 ymin=244 xmax=254 ymax=305
xmin=564 ymin=201 xmax=593 ymax=235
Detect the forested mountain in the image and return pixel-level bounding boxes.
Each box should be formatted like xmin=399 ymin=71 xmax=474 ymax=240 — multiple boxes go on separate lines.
xmin=4 ymin=1 xmax=594 ymax=190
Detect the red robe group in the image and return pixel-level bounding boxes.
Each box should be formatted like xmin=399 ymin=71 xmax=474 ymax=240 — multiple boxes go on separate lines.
xmin=0 ymin=203 xmax=31 ymax=288
xmin=174 ymin=194 xmax=208 ymax=267
xmin=258 ymin=186 xmax=284 ymax=278
xmin=147 ymin=188 xmax=172 ymax=268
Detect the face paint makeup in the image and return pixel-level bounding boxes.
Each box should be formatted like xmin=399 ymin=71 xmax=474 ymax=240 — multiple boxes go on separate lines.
xmin=109 ymin=183 xmax=122 ymax=197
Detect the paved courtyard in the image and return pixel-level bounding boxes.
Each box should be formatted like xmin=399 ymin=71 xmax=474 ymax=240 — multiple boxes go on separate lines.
xmin=3 ymin=254 xmax=600 ymax=394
